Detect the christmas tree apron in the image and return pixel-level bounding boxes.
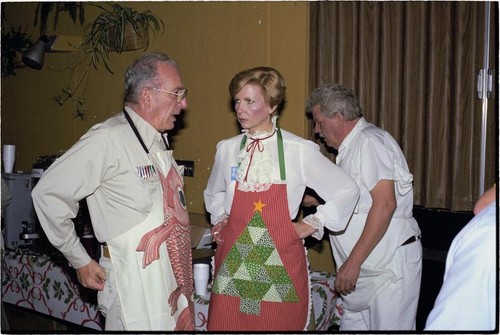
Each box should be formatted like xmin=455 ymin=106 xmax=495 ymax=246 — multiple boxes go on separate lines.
xmin=207 ymin=129 xmax=310 ymax=331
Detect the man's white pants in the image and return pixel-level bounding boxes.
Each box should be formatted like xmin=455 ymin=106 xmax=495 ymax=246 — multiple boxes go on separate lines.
xmin=97 ymin=256 xmax=126 ymax=331
xmin=340 ymin=240 xmax=422 ymax=330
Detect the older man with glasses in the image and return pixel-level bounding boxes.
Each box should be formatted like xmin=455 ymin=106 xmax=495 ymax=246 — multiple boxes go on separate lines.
xmin=152 ymin=87 xmax=188 ymax=102
xmin=32 ymin=52 xmax=194 ymax=331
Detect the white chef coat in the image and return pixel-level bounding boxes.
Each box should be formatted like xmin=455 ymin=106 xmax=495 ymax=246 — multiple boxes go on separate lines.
xmin=334 ymin=117 xmax=421 ymax=268
xmin=332 ymin=117 xmax=422 ymax=330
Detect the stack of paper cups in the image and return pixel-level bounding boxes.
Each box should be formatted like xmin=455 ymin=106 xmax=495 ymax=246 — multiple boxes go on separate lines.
xmin=193 ymin=263 xmax=210 ymax=296
xmin=2 ymin=145 xmax=15 ymax=173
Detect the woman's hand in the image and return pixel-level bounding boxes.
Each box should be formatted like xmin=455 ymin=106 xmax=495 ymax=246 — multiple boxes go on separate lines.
xmin=292 ymin=222 xmax=318 ymax=239
xmin=302 ymin=194 xmax=321 ymax=207
xmin=211 ymin=218 xmax=228 ymax=245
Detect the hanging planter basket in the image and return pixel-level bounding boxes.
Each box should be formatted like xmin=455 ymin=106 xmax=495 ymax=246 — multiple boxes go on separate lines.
xmin=53 ymin=4 xmax=164 ymax=119
xmin=110 ymin=22 xmax=150 ymax=52
xmin=83 ymin=4 xmax=164 ymax=72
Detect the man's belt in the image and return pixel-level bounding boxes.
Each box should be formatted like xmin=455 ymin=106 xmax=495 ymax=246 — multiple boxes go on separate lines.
xmin=401 ymin=235 xmax=421 ymax=246
xmin=102 ymin=244 xmax=111 ymax=258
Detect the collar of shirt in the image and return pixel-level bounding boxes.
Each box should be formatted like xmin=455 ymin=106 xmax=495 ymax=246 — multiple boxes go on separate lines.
xmin=124 ymin=106 xmax=167 ymax=152
xmin=241 ymin=115 xmax=278 ymax=140
xmin=338 ymin=117 xmax=367 ymax=156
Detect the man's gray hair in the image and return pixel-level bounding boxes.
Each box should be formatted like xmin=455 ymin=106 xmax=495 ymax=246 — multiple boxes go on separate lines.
xmin=124 ymin=52 xmax=178 ymax=104
xmin=305 ymin=83 xmax=362 ymax=120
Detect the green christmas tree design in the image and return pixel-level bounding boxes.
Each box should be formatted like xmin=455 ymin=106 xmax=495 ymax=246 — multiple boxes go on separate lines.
xmin=212 ymin=199 xmax=299 ymax=315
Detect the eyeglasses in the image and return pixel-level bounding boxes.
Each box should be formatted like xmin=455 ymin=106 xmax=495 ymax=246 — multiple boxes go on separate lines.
xmin=153 ymin=87 xmax=188 ymax=102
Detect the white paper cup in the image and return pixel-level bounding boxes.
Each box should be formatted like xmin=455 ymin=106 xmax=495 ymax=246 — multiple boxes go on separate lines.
xmin=2 ymin=145 xmax=15 ymax=160
xmin=195 ymin=279 xmax=209 ymax=295
xmin=2 ymin=145 xmax=15 ymax=173
xmin=2 ymin=159 xmax=15 ymax=173
xmin=193 ymin=263 xmax=210 ymax=296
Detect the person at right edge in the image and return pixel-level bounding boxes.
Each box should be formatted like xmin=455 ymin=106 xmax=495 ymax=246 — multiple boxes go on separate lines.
xmin=425 ymin=185 xmax=496 ymax=330
xmin=303 ymin=83 xmax=423 ymax=330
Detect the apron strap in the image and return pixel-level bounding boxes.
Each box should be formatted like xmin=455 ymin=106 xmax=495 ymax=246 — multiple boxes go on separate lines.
xmin=277 ymin=128 xmax=286 ymax=180
xmin=238 ymin=128 xmax=286 ymax=181
xmin=123 ymin=109 xmax=170 ymax=154
xmin=124 ymin=109 xmax=149 ymax=154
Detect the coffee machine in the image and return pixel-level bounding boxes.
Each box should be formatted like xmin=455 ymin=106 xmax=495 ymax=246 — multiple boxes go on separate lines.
xmin=2 ymin=173 xmax=40 ymax=248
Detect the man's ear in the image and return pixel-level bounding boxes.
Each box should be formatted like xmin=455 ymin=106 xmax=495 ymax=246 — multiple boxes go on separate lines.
xmin=141 ymin=87 xmax=152 ymax=109
xmin=334 ymin=113 xmax=346 ymax=123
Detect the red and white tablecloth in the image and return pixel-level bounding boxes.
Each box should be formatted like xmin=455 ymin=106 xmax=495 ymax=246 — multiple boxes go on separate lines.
xmin=1 ymin=249 xmax=104 ymax=330
xmin=2 ymin=248 xmax=340 ymax=332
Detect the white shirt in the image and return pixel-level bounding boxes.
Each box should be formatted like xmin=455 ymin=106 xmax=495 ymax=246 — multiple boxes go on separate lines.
xmin=333 ymin=117 xmax=420 ymax=267
xmin=32 ymin=107 xmax=169 ymax=268
xmin=203 ymin=128 xmax=360 ymax=232
xmin=425 ymin=202 xmax=496 ymax=330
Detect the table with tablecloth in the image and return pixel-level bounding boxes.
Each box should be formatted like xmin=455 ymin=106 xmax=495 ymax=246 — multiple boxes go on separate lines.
xmin=2 ymin=247 xmax=341 ymax=331
xmin=193 ymin=270 xmax=341 ymax=331
xmin=1 ymin=248 xmax=104 ymax=330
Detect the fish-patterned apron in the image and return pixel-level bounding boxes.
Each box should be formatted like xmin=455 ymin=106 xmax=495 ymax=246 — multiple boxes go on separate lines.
xmin=207 ymin=129 xmax=309 ymax=331
xmin=103 ymin=112 xmax=194 ymax=330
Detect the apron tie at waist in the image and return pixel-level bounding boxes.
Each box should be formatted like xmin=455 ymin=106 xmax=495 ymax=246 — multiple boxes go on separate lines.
xmin=401 ymin=235 xmax=421 ymax=246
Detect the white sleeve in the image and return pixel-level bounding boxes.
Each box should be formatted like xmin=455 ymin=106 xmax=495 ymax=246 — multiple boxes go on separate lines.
xmin=204 ymin=140 xmax=230 ymax=225
xmin=425 ymin=204 xmax=496 ymax=330
xmin=301 ymin=141 xmax=359 ymax=233
xmin=32 ymin=128 xmax=113 ymax=268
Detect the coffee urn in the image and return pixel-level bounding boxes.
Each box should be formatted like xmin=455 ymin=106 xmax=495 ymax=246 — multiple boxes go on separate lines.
xmin=2 ymin=173 xmax=40 ymax=248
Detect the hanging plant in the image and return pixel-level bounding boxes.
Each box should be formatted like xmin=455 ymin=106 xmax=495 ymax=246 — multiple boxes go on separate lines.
xmin=53 ymin=3 xmax=164 ymax=119
xmin=85 ymin=3 xmax=163 ymax=73
xmin=33 ymin=2 xmax=85 ymax=36
xmin=1 ymin=26 xmax=32 ymax=78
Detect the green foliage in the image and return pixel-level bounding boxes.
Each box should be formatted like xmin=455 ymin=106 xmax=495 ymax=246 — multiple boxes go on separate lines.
xmin=33 ymin=2 xmax=85 ymax=36
xmin=54 ymin=3 xmax=164 ymax=119
xmin=1 ymin=26 xmax=32 ymax=78
xmin=85 ymin=3 xmax=164 ymax=74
